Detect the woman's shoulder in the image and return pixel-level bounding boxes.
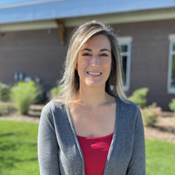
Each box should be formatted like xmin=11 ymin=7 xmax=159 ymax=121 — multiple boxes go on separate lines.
xmin=41 ymin=98 xmax=66 ymax=118
xmin=116 ymin=97 xmax=142 ymax=128
xmin=116 ymin=97 xmax=141 ymax=115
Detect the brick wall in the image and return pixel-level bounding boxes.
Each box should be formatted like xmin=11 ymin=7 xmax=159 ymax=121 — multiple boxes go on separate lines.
xmin=113 ymin=19 xmax=175 ymax=110
xmin=0 ymin=27 xmax=73 ymax=90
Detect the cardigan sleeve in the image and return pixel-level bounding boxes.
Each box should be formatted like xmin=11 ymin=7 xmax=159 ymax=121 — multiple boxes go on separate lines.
xmin=126 ymin=109 xmax=146 ymax=175
xmin=38 ymin=102 xmax=60 ymax=175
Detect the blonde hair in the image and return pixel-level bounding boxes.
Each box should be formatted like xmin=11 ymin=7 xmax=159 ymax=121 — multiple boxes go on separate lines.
xmin=60 ymin=21 xmax=128 ymax=104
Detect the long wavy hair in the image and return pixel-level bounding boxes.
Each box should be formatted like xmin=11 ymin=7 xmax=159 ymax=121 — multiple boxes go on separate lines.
xmin=59 ymin=21 xmax=128 ymax=104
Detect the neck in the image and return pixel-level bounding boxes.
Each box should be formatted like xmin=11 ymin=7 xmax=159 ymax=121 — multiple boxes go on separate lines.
xmin=76 ymin=84 xmax=112 ymax=107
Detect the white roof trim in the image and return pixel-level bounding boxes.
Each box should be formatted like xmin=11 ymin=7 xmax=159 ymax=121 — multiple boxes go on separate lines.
xmin=64 ymin=7 xmax=175 ymax=27
xmin=1 ymin=8 xmax=175 ymax=32
xmin=0 ymin=20 xmax=57 ymax=32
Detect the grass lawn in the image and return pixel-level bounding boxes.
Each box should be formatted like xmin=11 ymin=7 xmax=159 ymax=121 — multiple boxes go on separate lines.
xmin=146 ymin=139 xmax=175 ymax=175
xmin=0 ymin=120 xmax=39 ymax=175
xmin=0 ymin=120 xmax=175 ymax=175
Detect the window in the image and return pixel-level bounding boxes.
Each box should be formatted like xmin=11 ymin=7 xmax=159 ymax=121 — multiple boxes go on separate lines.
xmin=168 ymin=34 xmax=175 ymax=93
xmin=118 ymin=37 xmax=132 ymax=91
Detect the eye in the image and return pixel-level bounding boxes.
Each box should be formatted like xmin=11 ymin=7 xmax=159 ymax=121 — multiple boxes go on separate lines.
xmin=100 ymin=53 xmax=108 ymax=57
xmin=82 ymin=53 xmax=91 ymax=56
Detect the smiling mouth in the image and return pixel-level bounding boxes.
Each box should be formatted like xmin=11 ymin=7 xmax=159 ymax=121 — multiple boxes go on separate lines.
xmin=87 ymin=72 xmax=102 ymax=76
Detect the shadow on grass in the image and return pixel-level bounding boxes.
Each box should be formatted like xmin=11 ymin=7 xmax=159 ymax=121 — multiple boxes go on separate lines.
xmin=0 ymin=140 xmax=38 ymax=169
xmin=0 ymin=133 xmax=16 ymax=137
xmin=0 ymin=156 xmax=38 ymax=167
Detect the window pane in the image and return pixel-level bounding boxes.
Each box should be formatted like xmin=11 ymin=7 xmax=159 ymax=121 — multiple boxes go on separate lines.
xmin=171 ymin=55 xmax=175 ymax=87
xmin=173 ymin=43 xmax=175 ymax=51
xmin=122 ymin=56 xmax=127 ymax=85
xmin=121 ymin=45 xmax=128 ymax=52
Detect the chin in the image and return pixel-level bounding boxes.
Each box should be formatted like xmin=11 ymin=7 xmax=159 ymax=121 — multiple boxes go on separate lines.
xmin=85 ymin=80 xmax=105 ymax=88
xmin=87 ymin=84 xmax=100 ymax=88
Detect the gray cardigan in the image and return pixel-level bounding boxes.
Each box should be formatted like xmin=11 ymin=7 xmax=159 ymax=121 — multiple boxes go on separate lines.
xmin=38 ymin=97 xmax=145 ymax=175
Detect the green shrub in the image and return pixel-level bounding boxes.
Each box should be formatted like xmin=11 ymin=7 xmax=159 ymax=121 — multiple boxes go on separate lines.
xmin=0 ymin=83 xmax=2 ymax=115
xmin=141 ymin=103 xmax=161 ymax=127
xmin=169 ymin=98 xmax=175 ymax=114
xmin=0 ymin=82 xmax=11 ymax=102
xmin=11 ymin=81 xmax=40 ymax=115
xmin=50 ymin=84 xmax=62 ymax=99
xmin=0 ymin=102 xmax=2 ymax=115
xmin=129 ymin=88 xmax=149 ymax=108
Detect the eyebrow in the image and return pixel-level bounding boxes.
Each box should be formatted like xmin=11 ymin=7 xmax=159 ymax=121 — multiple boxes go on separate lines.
xmin=81 ymin=48 xmax=111 ymax=53
xmin=100 ymin=49 xmax=111 ymax=53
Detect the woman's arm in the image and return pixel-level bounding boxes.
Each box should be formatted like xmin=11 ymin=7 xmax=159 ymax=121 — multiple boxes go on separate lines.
xmin=126 ymin=109 xmax=146 ymax=175
xmin=38 ymin=103 xmax=60 ymax=175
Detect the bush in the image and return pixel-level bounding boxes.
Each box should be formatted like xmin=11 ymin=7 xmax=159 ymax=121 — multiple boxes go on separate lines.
xmin=129 ymin=88 xmax=149 ymax=108
xmin=0 ymin=102 xmax=2 ymax=115
xmin=0 ymin=82 xmax=11 ymax=102
xmin=50 ymin=84 xmax=62 ymax=99
xmin=11 ymin=81 xmax=40 ymax=115
xmin=141 ymin=103 xmax=161 ymax=127
xmin=169 ymin=98 xmax=175 ymax=114
xmin=0 ymin=83 xmax=2 ymax=115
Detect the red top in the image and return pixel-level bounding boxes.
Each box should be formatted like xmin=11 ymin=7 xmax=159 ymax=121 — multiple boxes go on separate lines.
xmin=77 ymin=133 xmax=113 ymax=175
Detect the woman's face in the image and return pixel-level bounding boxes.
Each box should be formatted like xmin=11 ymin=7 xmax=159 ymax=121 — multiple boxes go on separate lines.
xmin=77 ymin=34 xmax=112 ymax=89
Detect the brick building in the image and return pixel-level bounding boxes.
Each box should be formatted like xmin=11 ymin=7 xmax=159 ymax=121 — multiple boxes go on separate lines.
xmin=0 ymin=0 xmax=175 ymax=110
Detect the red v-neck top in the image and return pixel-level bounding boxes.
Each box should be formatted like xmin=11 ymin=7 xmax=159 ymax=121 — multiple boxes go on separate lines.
xmin=77 ymin=133 xmax=114 ymax=175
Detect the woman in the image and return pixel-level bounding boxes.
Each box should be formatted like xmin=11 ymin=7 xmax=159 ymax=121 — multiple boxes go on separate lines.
xmin=38 ymin=21 xmax=145 ymax=175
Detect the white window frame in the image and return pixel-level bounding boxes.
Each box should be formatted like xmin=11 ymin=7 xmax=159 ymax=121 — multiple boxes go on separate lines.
xmin=168 ymin=34 xmax=175 ymax=93
xmin=118 ymin=37 xmax=132 ymax=91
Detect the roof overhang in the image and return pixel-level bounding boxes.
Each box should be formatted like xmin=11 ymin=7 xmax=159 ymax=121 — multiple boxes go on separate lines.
xmin=0 ymin=0 xmax=175 ymax=25
xmin=0 ymin=7 xmax=175 ymax=32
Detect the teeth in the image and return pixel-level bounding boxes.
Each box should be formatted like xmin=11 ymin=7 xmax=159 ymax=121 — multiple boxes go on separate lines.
xmin=88 ymin=72 xmax=101 ymax=75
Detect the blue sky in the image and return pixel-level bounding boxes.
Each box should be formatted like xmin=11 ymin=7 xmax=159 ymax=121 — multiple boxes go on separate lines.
xmin=1 ymin=0 xmax=175 ymax=9
xmin=1 ymin=0 xmax=175 ymax=7
xmin=0 ymin=0 xmax=48 ymax=6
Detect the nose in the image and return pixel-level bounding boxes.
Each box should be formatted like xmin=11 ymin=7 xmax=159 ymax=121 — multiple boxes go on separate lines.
xmin=90 ymin=54 xmax=100 ymax=67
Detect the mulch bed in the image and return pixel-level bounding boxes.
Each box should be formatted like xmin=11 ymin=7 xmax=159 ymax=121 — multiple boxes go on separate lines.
xmin=0 ymin=113 xmax=40 ymax=123
xmin=144 ymin=111 xmax=175 ymax=143
xmin=0 ymin=111 xmax=175 ymax=143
